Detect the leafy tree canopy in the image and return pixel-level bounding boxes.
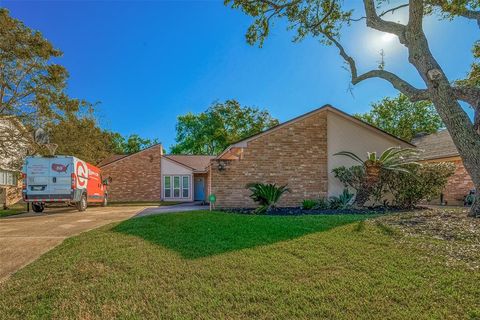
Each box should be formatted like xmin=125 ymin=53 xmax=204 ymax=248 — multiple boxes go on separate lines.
xmin=354 ymin=94 xmax=444 ymax=142
xmin=0 ymin=8 xmax=87 ymax=126
xmin=108 ymin=133 xmax=159 ymax=155
xmin=171 ymin=100 xmax=279 ymax=155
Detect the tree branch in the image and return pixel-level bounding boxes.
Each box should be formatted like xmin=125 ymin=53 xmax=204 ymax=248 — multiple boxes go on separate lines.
xmin=453 ymin=86 xmax=480 ymax=109
xmin=350 ymin=3 xmax=409 ymax=22
xmin=363 ymin=0 xmax=407 ymax=43
xmin=323 ymin=32 xmax=429 ymax=102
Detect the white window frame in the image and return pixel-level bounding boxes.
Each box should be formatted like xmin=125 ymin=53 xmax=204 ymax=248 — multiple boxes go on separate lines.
xmin=0 ymin=170 xmax=17 ymax=186
xmin=163 ymin=175 xmax=190 ymax=199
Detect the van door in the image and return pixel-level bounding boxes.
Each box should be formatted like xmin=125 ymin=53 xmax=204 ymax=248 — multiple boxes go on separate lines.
xmin=49 ymin=158 xmax=73 ymax=199
xmin=25 ymin=157 xmax=72 ymax=200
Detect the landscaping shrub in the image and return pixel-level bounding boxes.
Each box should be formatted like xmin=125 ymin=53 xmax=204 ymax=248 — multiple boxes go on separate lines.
xmin=317 ymin=197 xmax=329 ymax=210
xmin=246 ymin=183 xmax=290 ymax=214
xmin=302 ymin=199 xmax=317 ymax=210
xmin=333 ymin=165 xmax=385 ymax=205
xmin=328 ymin=189 xmax=354 ymax=209
xmin=383 ymin=162 xmax=455 ymax=208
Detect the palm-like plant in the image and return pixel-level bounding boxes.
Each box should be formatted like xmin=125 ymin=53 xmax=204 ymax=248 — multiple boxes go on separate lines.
xmin=334 ymin=147 xmax=419 ymax=206
xmin=246 ymin=183 xmax=290 ymax=214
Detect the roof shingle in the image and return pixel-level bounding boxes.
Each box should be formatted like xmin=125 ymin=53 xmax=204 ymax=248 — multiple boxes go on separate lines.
xmin=412 ymin=130 xmax=459 ymax=160
xmin=164 ymin=155 xmax=215 ymax=171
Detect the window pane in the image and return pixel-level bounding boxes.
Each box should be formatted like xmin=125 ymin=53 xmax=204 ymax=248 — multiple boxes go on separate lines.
xmin=164 ymin=176 xmax=171 ymax=197
xmin=0 ymin=171 xmax=5 ymax=185
xmin=164 ymin=176 xmax=171 ymax=188
xmin=174 ymin=177 xmax=180 ymax=188
xmin=182 ymin=176 xmax=189 ymax=198
xmin=173 ymin=177 xmax=180 ymax=198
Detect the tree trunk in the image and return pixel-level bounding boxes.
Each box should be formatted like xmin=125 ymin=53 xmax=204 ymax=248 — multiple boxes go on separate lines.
xmin=404 ymin=6 xmax=480 ymax=217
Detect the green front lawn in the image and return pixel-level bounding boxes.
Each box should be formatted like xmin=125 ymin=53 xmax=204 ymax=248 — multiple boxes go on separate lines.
xmin=0 ymin=211 xmax=478 ymax=319
xmin=0 ymin=203 xmax=27 ymax=217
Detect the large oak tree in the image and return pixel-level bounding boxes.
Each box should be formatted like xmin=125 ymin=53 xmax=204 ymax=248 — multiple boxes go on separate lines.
xmin=226 ymin=0 xmax=480 ymax=216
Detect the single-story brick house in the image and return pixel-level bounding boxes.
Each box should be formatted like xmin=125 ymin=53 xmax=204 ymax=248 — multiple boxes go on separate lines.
xmin=208 ymin=105 xmax=414 ymax=208
xmin=99 ymin=147 xmax=214 ymax=202
xmin=101 ymin=105 xmax=475 ymax=208
xmin=412 ymin=130 xmax=475 ymax=205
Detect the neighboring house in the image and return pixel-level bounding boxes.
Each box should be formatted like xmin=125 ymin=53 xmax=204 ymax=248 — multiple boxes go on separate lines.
xmin=0 ymin=117 xmax=30 ymax=208
xmin=209 ymin=105 xmax=413 ymax=208
xmin=99 ymin=145 xmax=214 ymax=202
xmin=412 ymin=130 xmax=474 ymax=205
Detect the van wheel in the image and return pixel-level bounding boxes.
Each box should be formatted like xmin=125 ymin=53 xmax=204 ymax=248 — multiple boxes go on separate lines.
xmin=77 ymin=194 xmax=87 ymax=212
xmin=101 ymin=195 xmax=108 ymax=207
xmin=32 ymin=203 xmax=44 ymax=213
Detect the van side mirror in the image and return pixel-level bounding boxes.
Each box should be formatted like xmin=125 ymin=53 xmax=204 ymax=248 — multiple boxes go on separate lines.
xmin=102 ymin=177 xmax=112 ymax=185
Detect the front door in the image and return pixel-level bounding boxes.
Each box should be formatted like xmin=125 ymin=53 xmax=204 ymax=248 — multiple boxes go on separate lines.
xmin=194 ymin=177 xmax=205 ymax=201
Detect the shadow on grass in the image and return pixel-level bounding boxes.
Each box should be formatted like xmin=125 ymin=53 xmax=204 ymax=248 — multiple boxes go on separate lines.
xmin=113 ymin=211 xmax=373 ymax=259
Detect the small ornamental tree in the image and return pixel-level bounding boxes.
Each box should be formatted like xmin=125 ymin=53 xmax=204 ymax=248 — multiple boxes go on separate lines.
xmin=383 ymin=162 xmax=455 ymax=208
xmin=334 ymin=147 xmax=419 ymax=206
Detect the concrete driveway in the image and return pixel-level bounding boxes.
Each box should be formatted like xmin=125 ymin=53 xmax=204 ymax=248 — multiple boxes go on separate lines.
xmin=0 ymin=205 xmax=145 ymax=282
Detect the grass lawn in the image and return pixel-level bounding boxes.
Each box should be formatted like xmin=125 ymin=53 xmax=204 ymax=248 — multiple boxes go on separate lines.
xmin=0 ymin=203 xmax=27 ymax=217
xmin=0 ymin=210 xmax=478 ymax=319
xmin=108 ymin=200 xmax=181 ymax=207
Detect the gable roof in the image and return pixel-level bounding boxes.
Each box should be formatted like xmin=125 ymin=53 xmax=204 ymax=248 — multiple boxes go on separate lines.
xmin=98 ymin=144 xmax=162 ymax=167
xmin=97 ymin=154 xmax=128 ymax=167
xmin=217 ymin=104 xmax=414 ymax=159
xmin=411 ymin=129 xmax=459 ymax=160
xmin=164 ymin=155 xmax=215 ymax=172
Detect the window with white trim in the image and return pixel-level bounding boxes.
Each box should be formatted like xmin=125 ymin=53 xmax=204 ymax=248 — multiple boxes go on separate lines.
xmin=164 ymin=176 xmax=171 ymax=198
xmin=0 ymin=170 xmax=17 ymax=186
xmin=164 ymin=175 xmax=190 ymax=198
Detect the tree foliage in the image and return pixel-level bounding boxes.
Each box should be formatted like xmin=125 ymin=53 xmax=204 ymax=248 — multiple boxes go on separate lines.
xmin=354 ymin=94 xmax=444 ymax=142
xmin=0 ymin=8 xmax=88 ymax=128
xmin=48 ymin=114 xmax=116 ymax=165
xmin=171 ymin=100 xmax=279 ymax=155
xmin=108 ymin=133 xmax=159 ymax=155
xmin=334 ymin=147 xmax=420 ymax=206
xmin=226 ymin=0 xmax=480 ymax=216
xmin=333 ymin=162 xmax=455 ymax=208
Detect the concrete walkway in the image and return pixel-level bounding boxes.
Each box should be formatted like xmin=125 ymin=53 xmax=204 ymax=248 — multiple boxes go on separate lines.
xmin=0 ymin=206 xmax=145 ymax=282
xmin=136 ymin=201 xmax=209 ymax=217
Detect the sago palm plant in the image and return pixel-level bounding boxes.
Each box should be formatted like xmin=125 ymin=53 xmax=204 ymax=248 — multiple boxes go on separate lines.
xmin=246 ymin=183 xmax=290 ymax=214
xmin=334 ymin=147 xmax=419 ymax=206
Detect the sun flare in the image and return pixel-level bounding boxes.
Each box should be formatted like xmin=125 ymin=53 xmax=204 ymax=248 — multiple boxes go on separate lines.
xmin=381 ymin=33 xmax=396 ymax=43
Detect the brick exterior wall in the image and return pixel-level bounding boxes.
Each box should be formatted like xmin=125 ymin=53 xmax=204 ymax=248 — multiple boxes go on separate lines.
xmin=100 ymin=145 xmax=163 ymax=201
xmin=428 ymin=157 xmax=475 ymax=205
xmin=210 ymin=111 xmax=328 ymax=208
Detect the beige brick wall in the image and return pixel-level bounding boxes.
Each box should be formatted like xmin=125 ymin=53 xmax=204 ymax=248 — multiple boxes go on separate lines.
xmin=210 ymin=111 xmax=328 ymax=208
xmin=101 ymin=145 xmax=163 ymax=202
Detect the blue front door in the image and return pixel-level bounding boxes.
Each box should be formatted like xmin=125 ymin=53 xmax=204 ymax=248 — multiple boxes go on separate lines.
xmin=194 ymin=177 xmax=205 ymax=201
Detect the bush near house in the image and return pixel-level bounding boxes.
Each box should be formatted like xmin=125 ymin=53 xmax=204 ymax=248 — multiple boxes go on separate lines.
xmin=383 ymin=162 xmax=455 ymax=208
xmin=333 ymin=162 xmax=455 ymax=208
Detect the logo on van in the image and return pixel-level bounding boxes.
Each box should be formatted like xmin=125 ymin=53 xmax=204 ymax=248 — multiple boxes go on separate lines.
xmin=76 ymin=161 xmax=87 ymax=187
xmin=51 ymin=163 xmax=69 ymax=173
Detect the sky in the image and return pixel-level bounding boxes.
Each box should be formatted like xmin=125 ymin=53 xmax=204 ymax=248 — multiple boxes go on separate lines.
xmin=1 ymin=0 xmax=478 ymax=150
